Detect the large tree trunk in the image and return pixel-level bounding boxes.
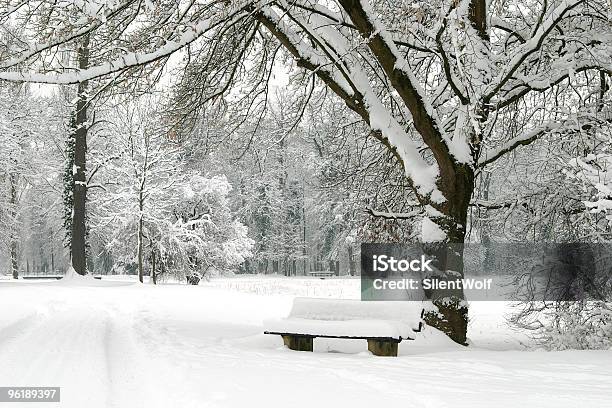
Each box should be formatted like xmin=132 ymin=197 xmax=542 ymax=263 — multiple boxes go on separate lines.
xmin=423 ymin=164 xmax=475 ymax=345
xmin=71 ymin=34 xmax=90 ymax=275
xmin=348 ymin=246 xmax=356 ymax=276
xmin=10 ymin=241 xmax=18 ymax=279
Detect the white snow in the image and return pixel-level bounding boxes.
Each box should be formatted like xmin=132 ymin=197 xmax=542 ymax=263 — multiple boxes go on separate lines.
xmin=0 ymin=276 xmax=611 ymax=408
xmin=421 ymin=216 xmax=447 ymax=242
xmin=286 ymin=297 xmax=422 ymax=323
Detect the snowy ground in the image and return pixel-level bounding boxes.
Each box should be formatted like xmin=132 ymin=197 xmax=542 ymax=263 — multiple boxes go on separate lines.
xmin=0 ymin=275 xmax=610 ymax=408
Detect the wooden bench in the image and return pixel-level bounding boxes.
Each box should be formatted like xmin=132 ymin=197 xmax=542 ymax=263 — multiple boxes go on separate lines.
xmin=264 ymin=298 xmax=424 ymax=357
xmin=308 ymin=271 xmax=335 ymax=278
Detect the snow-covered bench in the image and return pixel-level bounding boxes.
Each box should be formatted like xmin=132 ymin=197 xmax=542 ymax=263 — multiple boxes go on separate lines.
xmin=264 ymin=298 xmax=424 ymax=356
xmin=308 ymin=270 xmax=335 ymax=278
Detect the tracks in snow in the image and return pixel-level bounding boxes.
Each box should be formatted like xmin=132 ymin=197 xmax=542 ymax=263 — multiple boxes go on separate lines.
xmin=0 ymin=289 xmax=195 ymax=408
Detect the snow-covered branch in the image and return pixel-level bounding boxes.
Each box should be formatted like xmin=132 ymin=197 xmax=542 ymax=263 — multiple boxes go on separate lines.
xmin=479 ymin=114 xmax=612 ymax=168
xmin=337 ymin=0 xmax=450 ymax=165
xmin=0 ymin=6 xmax=247 ymax=84
xmin=485 ymin=0 xmax=587 ymax=101
xmin=255 ymin=4 xmax=442 ymax=200
xmin=365 ymin=206 xmax=420 ymax=220
xmin=478 ymin=122 xmax=562 ymax=167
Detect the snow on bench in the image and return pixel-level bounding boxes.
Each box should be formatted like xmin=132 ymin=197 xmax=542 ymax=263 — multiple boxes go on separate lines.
xmin=264 ymin=298 xmax=424 ymax=356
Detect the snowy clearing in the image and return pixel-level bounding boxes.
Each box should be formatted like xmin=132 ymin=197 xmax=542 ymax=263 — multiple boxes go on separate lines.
xmin=0 ymin=276 xmax=610 ymax=408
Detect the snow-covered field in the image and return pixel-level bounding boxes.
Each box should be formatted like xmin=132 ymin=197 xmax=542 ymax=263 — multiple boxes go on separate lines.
xmin=0 ymin=275 xmax=610 ymax=408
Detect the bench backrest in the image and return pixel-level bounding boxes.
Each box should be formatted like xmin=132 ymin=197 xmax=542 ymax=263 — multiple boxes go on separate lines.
xmin=289 ymin=297 xmax=423 ymax=326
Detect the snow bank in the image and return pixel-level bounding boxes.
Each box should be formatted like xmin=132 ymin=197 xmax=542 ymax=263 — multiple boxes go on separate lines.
xmin=58 ymin=267 xmax=132 ymax=287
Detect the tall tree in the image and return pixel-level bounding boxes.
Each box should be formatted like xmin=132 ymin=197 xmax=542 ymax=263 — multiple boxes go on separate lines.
xmin=0 ymin=0 xmax=609 ymax=343
xmin=67 ymin=34 xmax=91 ymax=275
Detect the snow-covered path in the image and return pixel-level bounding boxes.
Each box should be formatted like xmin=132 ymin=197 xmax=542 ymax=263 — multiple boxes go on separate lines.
xmin=0 ymin=277 xmax=611 ymax=408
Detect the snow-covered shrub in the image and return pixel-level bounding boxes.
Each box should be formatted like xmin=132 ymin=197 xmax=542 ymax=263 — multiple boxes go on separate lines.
xmin=535 ymin=149 xmax=612 ymax=349
xmin=90 ymin=102 xmax=253 ymax=282
xmin=103 ymin=174 xmax=254 ymax=282
xmin=174 ymin=174 xmax=254 ymax=277
xmin=514 ymin=148 xmax=612 ymax=350
xmin=537 ymin=302 xmax=612 ymax=350
xmin=510 ymin=244 xmax=612 ymax=350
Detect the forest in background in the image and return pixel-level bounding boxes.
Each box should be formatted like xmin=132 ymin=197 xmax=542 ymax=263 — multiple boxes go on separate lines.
xmin=0 ymin=0 xmax=609 ymax=346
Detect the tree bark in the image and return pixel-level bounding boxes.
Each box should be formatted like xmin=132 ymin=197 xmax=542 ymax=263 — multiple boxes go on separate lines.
xmin=9 ymin=173 xmax=18 ymax=279
xmin=137 ymin=173 xmax=144 ymax=283
xmin=348 ymin=246 xmax=356 ymax=276
xmin=10 ymin=241 xmax=18 ymax=279
xmin=137 ymin=213 xmax=144 ymax=283
xmin=152 ymin=248 xmax=157 ymax=284
xmin=468 ymin=0 xmax=489 ymax=41
xmin=422 ymin=164 xmax=474 ymax=345
xmin=71 ymin=34 xmax=90 ymax=275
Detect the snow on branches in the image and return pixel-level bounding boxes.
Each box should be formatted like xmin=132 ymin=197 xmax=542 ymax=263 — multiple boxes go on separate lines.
xmin=90 ymin=99 xmax=253 ymax=280
xmin=0 ymin=0 xmax=609 ymax=244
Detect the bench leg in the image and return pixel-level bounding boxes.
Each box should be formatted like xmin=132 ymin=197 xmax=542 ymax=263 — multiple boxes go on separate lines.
xmin=367 ymin=339 xmax=398 ymax=357
xmin=282 ymin=335 xmax=313 ymax=352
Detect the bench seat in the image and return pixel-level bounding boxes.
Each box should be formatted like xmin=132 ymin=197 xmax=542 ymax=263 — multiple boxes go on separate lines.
xmin=264 ymin=298 xmax=424 ymax=356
